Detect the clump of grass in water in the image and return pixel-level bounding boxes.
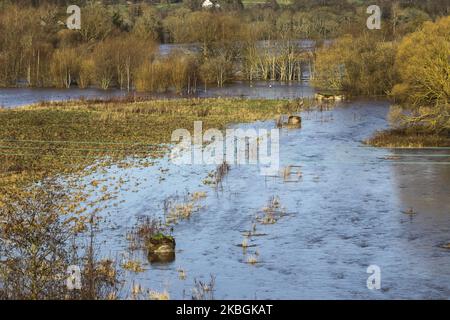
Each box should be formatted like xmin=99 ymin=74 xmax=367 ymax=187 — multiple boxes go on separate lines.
xmin=148 ymin=290 xmax=170 ymax=300
xmin=282 ymin=165 xmax=302 ymax=182
xmin=238 ymin=236 xmax=256 ymax=253
xmin=130 ymin=283 xmax=142 ymax=300
xmin=177 ymin=268 xmax=187 ymax=280
xmin=170 ymin=203 xmax=195 ymax=220
xmin=241 ymin=237 xmax=249 ymax=248
xmin=121 ymin=259 xmax=145 ymax=273
xmin=164 ymin=191 xmax=206 ymax=224
xmin=402 ymin=207 xmax=417 ymax=215
xmin=216 ymin=161 xmax=230 ymax=186
xmin=203 ymin=161 xmax=230 ymax=189
xmin=191 ymin=191 xmax=207 ymax=201
xmin=257 ymin=196 xmax=286 ymax=225
xmin=192 ymin=275 xmax=216 ymax=300
xmin=246 ymin=255 xmax=258 ymax=265
xmin=246 ymin=250 xmax=260 ymax=265
xmin=127 ymin=216 xmax=173 ymax=251
xmin=275 ymin=115 xmax=283 ymax=128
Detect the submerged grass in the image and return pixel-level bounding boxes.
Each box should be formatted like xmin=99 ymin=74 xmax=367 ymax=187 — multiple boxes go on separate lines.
xmin=0 ymin=98 xmax=308 ymax=189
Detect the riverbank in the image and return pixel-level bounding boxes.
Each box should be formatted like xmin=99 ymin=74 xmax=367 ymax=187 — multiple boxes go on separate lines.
xmin=365 ymin=129 xmax=450 ymax=148
xmin=0 ymin=97 xmax=308 ymax=189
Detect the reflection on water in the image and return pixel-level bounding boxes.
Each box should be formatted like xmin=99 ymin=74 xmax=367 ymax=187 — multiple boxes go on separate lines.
xmin=148 ymin=252 xmax=176 ymax=264
xmin=0 ymin=81 xmax=315 ymax=108
xmin=74 ymin=99 xmax=450 ymax=299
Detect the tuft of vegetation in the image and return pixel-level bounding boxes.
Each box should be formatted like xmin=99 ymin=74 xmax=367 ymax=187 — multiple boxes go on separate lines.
xmin=203 ymin=161 xmax=231 ymax=189
xmin=192 ymin=275 xmax=216 ymax=300
xmin=246 ymin=254 xmax=259 ymax=265
xmin=177 ymin=268 xmax=187 ymax=280
xmin=121 ymin=259 xmax=145 ymax=273
xmin=257 ymin=195 xmax=286 ymax=225
xmin=164 ymin=191 xmax=208 ymax=224
xmin=149 ymin=290 xmax=170 ymax=300
xmin=365 ymin=129 xmax=450 ymax=148
xmin=127 ymin=216 xmax=173 ymax=252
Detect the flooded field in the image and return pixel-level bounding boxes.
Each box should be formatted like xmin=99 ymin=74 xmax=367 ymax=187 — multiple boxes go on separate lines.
xmin=72 ymin=99 xmax=450 ymax=299
xmin=0 ymin=81 xmax=314 ymax=108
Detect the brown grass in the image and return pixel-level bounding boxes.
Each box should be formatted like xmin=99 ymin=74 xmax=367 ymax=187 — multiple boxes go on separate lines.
xmin=365 ymin=129 xmax=450 ymax=148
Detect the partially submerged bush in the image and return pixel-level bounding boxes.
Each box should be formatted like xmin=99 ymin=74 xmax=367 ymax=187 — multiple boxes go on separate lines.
xmin=192 ymin=275 xmax=216 ymax=301
xmin=128 ymin=216 xmax=175 ymax=259
xmin=0 ymin=179 xmax=120 ymax=300
xmin=0 ymin=179 xmax=79 ymax=299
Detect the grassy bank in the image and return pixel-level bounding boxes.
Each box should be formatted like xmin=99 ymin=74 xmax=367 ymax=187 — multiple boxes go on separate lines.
xmin=365 ymin=129 xmax=450 ymax=148
xmin=0 ymin=97 xmax=307 ymax=188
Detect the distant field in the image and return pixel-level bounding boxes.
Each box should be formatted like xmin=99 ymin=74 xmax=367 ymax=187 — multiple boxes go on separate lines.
xmin=0 ymin=98 xmax=305 ymax=188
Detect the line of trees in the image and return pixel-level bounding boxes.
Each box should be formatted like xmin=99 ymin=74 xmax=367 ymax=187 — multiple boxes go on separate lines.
xmin=0 ymin=1 xmax=448 ymax=91
xmin=0 ymin=2 xmax=317 ymax=91
xmin=312 ymin=16 xmax=449 ymax=133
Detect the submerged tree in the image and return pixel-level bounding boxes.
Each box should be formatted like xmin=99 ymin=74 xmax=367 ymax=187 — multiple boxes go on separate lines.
xmin=50 ymin=47 xmax=79 ymax=88
xmin=312 ymin=34 xmax=398 ymax=96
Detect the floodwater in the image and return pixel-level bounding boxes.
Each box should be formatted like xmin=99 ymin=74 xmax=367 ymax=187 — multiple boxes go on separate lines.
xmin=74 ymin=99 xmax=450 ymax=299
xmin=0 ymin=81 xmax=314 ymax=108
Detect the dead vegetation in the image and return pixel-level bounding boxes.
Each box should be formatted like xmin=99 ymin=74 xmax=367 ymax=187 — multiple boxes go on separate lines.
xmin=191 ymin=275 xmax=216 ymax=300
xmin=0 ymin=179 xmax=121 ymax=300
xmin=203 ymin=161 xmax=230 ymax=189
xmin=282 ymin=165 xmax=302 ymax=182
xmin=256 ymin=196 xmax=287 ymax=225
xmin=163 ymin=191 xmax=207 ymax=224
xmin=365 ymin=129 xmax=450 ymax=148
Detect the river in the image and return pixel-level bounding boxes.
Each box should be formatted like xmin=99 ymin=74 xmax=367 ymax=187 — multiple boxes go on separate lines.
xmin=71 ymin=99 xmax=450 ymax=299
xmin=2 ymin=85 xmax=449 ymax=299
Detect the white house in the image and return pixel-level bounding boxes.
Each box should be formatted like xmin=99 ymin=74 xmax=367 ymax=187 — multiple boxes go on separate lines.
xmin=202 ymin=0 xmax=221 ymax=9
xmin=202 ymin=0 xmax=214 ymax=8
